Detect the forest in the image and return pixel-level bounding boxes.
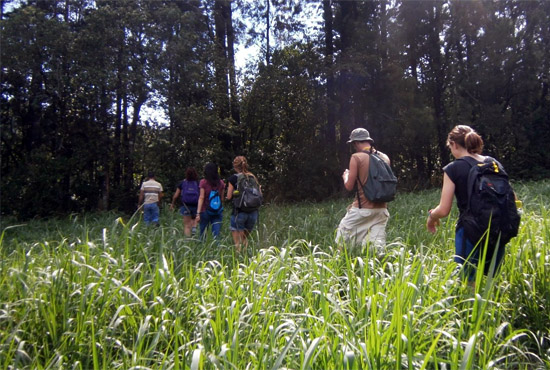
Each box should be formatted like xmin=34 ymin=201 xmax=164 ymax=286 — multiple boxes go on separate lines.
xmin=1 ymin=0 xmax=549 ymax=219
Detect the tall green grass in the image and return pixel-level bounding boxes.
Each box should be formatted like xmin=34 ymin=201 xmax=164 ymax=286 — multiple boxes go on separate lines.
xmin=1 ymin=180 xmax=549 ymax=369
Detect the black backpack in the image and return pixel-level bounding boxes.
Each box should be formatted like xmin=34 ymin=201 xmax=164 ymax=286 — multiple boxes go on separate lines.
xmin=234 ymin=174 xmax=262 ymax=212
xmin=460 ymin=156 xmax=520 ymax=249
xmin=357 ymin=151 xmax=397 ymax=204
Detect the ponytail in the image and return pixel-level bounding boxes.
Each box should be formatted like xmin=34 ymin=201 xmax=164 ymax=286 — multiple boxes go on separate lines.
xmin=233 ymin=156 xmax=258 ymax=182
xmin=447 ymin=125 xmax=484 ymax=154
xmin=464 ymin=131 xmax=484 ymax=154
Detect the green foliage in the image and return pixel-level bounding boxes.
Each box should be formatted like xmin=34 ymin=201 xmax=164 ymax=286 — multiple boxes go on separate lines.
xmin=241 ymin=43 xmax=340 ymax=201
xmin=2 ymin=0 xmax=550 ymax=219
xmin=1 ymin=180 xmax=549 ymax=369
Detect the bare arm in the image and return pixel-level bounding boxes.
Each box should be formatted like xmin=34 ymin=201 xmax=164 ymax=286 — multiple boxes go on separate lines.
xmin=226 ymin=182 xmax=234 ymax=200
xmin=427 ymin=172 xmax=455 ymax=233
xmin=343 ymin=156 xmax=359 ymax=191
xmin=171 ymin=188 xmax=181 ymax=210
xmin=196 ymin=187 xmax=205 ymax=219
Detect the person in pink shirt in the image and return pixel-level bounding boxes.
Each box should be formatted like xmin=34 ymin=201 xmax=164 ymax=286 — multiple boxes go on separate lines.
xmin=196 ymin=162 xmax=225 ymax=240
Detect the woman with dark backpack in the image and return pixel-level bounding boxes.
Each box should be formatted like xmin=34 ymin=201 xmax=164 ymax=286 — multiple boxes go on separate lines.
xmin=226 ymin=156 xmax=262 ymax=253
xmin=426 ymin=125 xmax=520 ymax=286
xmin=170 ymin=167 xmax=199 ymax=237
xmin=196 ymin=162 xmax=225 ymax=240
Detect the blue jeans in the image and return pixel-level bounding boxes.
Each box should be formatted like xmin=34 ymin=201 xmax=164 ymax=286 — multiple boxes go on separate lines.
xmin=230 ymin=210 xmax=259 ymax=232
xmin=455 ymin=227 xmax=505 ymax=281
xmin=143 ymin=203 xmax=160 ymax=225
xmin=199 ymin=211 xmax=223 ymax=240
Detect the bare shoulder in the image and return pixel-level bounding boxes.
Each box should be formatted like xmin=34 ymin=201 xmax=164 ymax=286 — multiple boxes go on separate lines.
xmin=375 ymin=150 xmax=391 ymax=165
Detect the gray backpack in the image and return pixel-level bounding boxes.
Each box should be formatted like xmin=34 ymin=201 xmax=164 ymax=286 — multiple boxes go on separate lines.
xmin=357 ymin=151 xmax=397 ymax=204
xmin=234 ymin=174 xmax=262 ymax=212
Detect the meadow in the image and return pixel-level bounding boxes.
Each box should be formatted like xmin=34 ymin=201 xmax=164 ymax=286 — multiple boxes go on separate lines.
xmin=1 ymin=180 xmax=549 ymax=369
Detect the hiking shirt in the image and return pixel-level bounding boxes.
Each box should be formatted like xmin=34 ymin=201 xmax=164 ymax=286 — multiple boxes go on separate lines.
xmin=443 ymin=158 xmax=476 ymax=215
xmin=352 ymin=151 xmax=388 ymax=209
xmin=199 ymin=179 xmax=225 ymax=213
xmin=141 ymin=179 xmax=163 ymax=205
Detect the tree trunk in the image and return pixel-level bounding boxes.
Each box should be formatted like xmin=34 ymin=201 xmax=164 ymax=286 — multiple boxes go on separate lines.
xmin=226 ymin=1 xmax=240 ymax=124
xmin=114 ymin=45 xmax=124 ymax=188
xmin=96 ymin=85 xmax=111 ymax=211
xmin=427 ymin=3 xmax=448 ymax=165
xmin=337 ymin=1 xmax=358 ymax=167
xmin=323 ymin=0 xmax=336 ymax=147
xmin=379 ymin=0 xmax=388 ymax=63
xmin=125 ymin=93 xmax=146 ymax=194
xmin=265 ymin=0 xmax=270 ymax=65
xmin=214 ymin=0 xmax=230 ymax=120
xmin=225 ymin=1 xmax=242 ymax=151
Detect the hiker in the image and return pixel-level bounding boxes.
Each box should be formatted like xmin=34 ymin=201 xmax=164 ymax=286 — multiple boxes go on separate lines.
xmin=196 ymin=162 xmax=225 ymax=240
xmin=335 ymin=128 xmax=392 ymax=251
xmin=170 ymin=167 xmax=199 ymax=237
xmin=138 ymin=171 xmax=164 ymax=226
xmin=426 ymin=125 xmax=519 ymax=282
xmin=226 ymin=156 xmax=263 ymax=253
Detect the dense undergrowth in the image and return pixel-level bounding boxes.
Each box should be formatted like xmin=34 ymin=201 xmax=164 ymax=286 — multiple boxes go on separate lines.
xmin=1 ymin=180 xmax=549 ymax=369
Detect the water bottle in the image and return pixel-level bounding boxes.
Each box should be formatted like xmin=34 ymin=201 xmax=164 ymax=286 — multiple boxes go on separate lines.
xmin=515 ymin=199 xmax=523 ymax=215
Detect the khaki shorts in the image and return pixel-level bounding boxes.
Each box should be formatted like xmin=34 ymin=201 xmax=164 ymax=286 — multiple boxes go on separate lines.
xmin=335 ymin=207 xmax=390 ymax=251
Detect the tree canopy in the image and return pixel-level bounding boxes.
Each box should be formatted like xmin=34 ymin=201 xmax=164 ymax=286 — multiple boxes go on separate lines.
xmin=2 ymin=0 xmax=549 ymax=219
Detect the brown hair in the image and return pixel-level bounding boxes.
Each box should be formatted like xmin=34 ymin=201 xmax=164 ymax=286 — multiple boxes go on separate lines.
xmin=233 ymin=156 xmax=258 ymax=181
xmin=447 ymin=125 xmax=484 ymax=154
xmin=185 ymin=167 xmax=198 ymax=181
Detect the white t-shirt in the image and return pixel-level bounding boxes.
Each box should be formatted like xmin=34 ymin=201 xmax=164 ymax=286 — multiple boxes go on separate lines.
xmin=141 ymin=179 xmax=163 ymax=204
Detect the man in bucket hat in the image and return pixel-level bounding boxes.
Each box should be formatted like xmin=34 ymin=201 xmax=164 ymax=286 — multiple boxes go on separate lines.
xmin=335 ymin=128 xmax=392 ymax=253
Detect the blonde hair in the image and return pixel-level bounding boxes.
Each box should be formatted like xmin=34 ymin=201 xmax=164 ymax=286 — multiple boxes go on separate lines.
xmin=233 ymin=156 xmax=249 ymax=174
xmin=447 ymin=125 xmax=484 ymax=154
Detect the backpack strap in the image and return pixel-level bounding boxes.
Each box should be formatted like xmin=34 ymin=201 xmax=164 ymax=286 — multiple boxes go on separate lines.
xmin=182 ymin=202 xmax=190 ymax=212
xmin=459 ymin=155 xmax=494 ymax=166
xmin=236 ymin=173 xmax=244 ymax=189
xmin=354 ymin=149 xmax=375 ymax=209
xmin=458 ymin=156 xmax=480 ymax=213
xmin=356 ymin=180 xmax=362 ymax=209
xmin=459 ymin=155 xmax=478 ymax=167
